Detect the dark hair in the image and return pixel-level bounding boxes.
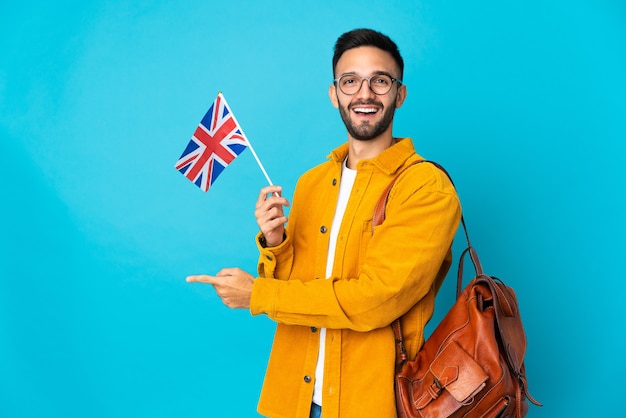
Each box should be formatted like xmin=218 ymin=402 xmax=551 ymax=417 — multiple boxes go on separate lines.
xmin=332 ymin=28 xmax=404 ymax=79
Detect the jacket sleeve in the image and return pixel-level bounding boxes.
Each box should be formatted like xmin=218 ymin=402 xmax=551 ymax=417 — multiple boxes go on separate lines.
xmin=251 ymin=165 xmax=462 ymax=331
xmin=256 ymin=231 xmax=294 ymax=280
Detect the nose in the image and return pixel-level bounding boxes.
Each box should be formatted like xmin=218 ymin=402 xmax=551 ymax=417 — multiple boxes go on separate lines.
xmin=354 ymin=78 xmax=376 ymax=100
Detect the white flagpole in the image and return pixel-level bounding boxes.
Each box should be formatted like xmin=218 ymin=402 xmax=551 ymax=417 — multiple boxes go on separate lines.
xmin=218 ymin=92 xmax=275 ymax=187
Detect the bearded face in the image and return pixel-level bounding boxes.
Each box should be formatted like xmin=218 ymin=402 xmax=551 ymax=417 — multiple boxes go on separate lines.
xmin=330 ymin=46 xmax=406 ymax=143
xmin=337 ymin=96 xmax=397 ymax=141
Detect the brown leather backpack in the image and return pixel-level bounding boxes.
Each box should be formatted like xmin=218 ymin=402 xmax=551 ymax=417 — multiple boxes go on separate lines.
xmin=374 ymin=161 xmax=541 ymax=418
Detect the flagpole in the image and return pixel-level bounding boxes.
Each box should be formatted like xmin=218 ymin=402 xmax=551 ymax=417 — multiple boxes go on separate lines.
xmin=218 ymin=92 xmax=275 ymax=187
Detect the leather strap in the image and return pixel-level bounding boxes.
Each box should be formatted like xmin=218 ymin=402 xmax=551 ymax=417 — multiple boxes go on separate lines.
xmin=372 ymin=160 xmax=481 ymax=295
xmin=374 ymin=160 xmax=482 ymax=365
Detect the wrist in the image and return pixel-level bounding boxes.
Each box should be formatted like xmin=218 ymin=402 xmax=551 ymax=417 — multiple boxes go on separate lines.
xmin=259 ymin=233 xmax=286 ymax=248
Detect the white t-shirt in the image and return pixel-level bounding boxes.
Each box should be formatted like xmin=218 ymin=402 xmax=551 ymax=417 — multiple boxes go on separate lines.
xmin=313 ymin=158 xmax=357 ymax=406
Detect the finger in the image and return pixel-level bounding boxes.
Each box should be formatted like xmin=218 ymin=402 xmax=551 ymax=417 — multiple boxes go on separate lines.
xmin=186 ymin=274 xmax=218 ymax=284
xmin=262 ymin=216 xmax=288 ymax=230
xmin=257 ymin=186 xmax=282 ymax=208
xmin=256 ymin=218 xmax=287 ymax=240
xmin=217 ymin=268 xmax=255 ymax=283
xmin=255 ymin=206 xmax=284 ymax=225
xmin=255 ymin=198 xmax=290 ymax=222
xmin=216 ymin=268 xmax=239 ymax=277
xmin=259 ymin=189 xmax=290 ymax=209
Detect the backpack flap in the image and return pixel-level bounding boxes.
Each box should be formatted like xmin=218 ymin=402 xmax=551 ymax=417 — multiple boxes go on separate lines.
xmin=414 ymin=340 xmax=488 ymax=413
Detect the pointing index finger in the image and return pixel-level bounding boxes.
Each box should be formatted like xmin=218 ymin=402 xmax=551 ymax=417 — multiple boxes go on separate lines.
xmin=186 ymin=275 xmax=217 ymax=284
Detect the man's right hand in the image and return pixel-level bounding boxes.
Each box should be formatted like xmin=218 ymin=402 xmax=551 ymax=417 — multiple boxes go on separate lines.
xmin=255 ymin=185 xmax=290 ymax=247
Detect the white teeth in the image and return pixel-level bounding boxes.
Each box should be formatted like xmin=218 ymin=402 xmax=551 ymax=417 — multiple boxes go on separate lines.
xmin=354 ymin=107 xmax=377 ymax=113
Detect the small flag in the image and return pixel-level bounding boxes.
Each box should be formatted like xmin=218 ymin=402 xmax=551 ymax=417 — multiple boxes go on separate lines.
xmin=175 ymin=93 xmax=249 ymax=192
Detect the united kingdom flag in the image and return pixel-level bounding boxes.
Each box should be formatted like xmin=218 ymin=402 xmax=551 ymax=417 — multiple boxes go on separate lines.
xmin=175 ymin=93 xmax=249 ymax=192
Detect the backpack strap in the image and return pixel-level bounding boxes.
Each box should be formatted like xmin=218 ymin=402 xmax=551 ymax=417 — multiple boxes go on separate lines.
xmin=372 ymin=160 xmax=480 ymax=297
xmin=375 ymin=160 xmax=479 ymax=369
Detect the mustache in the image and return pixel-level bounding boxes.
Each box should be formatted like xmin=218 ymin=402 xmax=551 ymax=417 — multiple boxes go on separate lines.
xmin=349 ymin=100 xmax=383 ymax=109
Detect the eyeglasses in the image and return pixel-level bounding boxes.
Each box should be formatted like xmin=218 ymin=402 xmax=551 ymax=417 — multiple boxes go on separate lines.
xmin=334 ymin=73 xmax=402 ymax=95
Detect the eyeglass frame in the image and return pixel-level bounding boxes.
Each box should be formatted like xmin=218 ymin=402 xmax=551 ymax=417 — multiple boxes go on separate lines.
xmin=333 ymin=72 xmax=403 ymax=96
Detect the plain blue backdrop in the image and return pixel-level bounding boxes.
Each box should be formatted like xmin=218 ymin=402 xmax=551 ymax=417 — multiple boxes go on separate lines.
xmin=1 ymin=1 xmax=624 ymax=417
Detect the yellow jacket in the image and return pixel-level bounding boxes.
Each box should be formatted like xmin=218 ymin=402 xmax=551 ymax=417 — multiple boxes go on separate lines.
xmin=250 ymin=138 xmax=462 ymax=418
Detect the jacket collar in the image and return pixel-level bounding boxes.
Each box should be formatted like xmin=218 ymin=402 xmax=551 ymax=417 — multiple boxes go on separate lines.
xmin=328 ymin=137 xmax=418 ymax=176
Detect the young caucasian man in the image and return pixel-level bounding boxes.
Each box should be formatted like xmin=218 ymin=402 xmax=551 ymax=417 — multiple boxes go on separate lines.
xmin=187 ymin=28 xmax=461 ymax=418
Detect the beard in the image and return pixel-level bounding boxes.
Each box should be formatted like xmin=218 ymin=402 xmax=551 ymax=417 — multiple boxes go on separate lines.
xmin=338 ymin=98 xmax=397 ymax=141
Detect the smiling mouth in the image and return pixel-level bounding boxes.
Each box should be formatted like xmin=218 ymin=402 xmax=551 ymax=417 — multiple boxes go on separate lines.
xmin=352 ymin=106 xmax=379 ymax=115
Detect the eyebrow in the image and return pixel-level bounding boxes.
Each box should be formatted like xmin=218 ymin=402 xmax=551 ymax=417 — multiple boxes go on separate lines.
xmin=339 ymin=70 xmax=396 ymax=79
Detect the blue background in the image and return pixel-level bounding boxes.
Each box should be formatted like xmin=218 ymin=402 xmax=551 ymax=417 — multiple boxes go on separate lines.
xmin=1 ymin=1 xmax=624 ymax=417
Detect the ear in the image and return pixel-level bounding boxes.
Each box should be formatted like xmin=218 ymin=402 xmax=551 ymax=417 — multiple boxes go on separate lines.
xmin=395 ymin=84 xmax=407 ymax=109
xmin=329 ymin=84 xmax=339 ymax=109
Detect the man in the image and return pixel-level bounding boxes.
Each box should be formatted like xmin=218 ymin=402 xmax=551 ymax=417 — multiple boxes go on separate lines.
xmin=187 ymin=28 xmax=461 ymax=418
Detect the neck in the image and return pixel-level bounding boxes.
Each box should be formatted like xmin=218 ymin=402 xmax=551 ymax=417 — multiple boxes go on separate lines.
xmin=346 ymin=134 xmax=396 ymax=169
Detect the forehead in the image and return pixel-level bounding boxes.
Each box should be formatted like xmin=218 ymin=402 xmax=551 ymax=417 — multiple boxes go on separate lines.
xmin=335 ymin=46 xmax=400 ymax=77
